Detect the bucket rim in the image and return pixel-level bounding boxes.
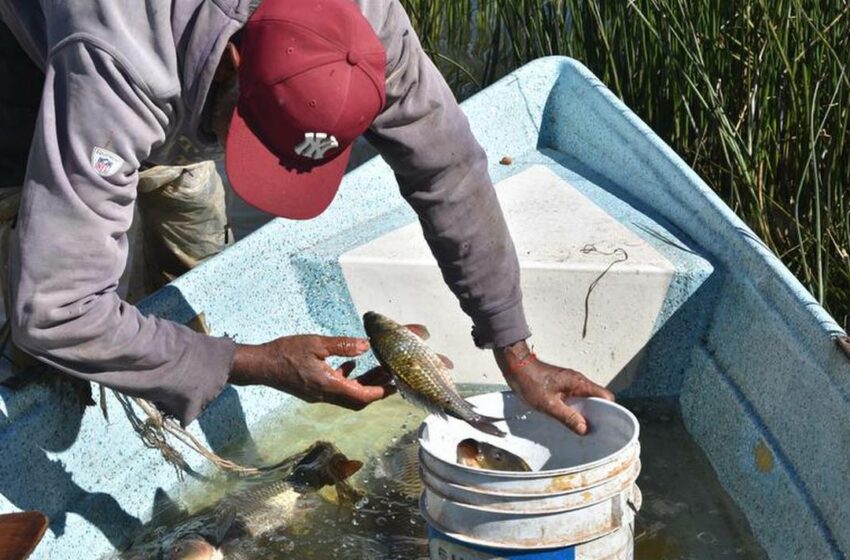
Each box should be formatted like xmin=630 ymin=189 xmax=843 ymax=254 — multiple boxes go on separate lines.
xmin=419 ymin=451 xmax=641 ymax=501
xmin=420 ymin=462 xmax=640 ymax=514
xmin=418 ymin=394 xmax=640 ymax=478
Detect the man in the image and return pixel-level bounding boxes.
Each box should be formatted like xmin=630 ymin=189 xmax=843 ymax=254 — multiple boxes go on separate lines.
xmin=0 ymin=0 xmax=612 ymax=435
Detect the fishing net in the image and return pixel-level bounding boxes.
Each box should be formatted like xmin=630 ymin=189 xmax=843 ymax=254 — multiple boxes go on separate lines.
xmin=113 ymin=311 xmax=266 ymax=480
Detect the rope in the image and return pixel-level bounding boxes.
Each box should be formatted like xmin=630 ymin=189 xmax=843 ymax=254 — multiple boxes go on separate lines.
xmin=4 ymin=308 xmax=263 ymax=479
xmin=111 ymin=311 xmax=264 ymax=478
xmin=579 ymin=244 xmax=629 ymax=339
xmin=113 ymin=391 xmax=263 ymax=480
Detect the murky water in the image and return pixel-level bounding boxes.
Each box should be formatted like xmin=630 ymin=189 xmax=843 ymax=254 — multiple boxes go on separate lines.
xmin=128 ymin=390 xmax=766 ymax=559
xmin=628 ymin=401 xmax=767 ymax=560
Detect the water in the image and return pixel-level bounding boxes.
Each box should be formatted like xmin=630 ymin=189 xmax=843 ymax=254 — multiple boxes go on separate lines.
xmin=628 ymin=402 xmax=768 ymax=560
xmin=124 ymin=391 xmax=767 ymax=559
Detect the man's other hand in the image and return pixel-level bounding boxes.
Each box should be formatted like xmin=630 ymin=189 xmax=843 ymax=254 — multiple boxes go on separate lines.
xmin=229 ymin=335 xmax=395 ymax=410
xmin=494 ymin=340 xmax=614 ymax=435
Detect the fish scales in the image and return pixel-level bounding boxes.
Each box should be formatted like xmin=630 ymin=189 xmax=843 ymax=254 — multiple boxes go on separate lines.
xmin=363 ymin=312 xmax=505 ymax=437
xmin=374 ymin=323 xmax=472 ymax=417
xmin=228 ymin=479 xmax=295 ymax=510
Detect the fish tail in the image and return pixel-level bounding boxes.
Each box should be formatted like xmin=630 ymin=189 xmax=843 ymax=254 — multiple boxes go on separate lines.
xmin=468 ymin=417 xmax=506 ymax=437
xmin=473 ymin=406 xmax=527 ymax=422
xmin=476 ymin=413 xmax=507 ymax=423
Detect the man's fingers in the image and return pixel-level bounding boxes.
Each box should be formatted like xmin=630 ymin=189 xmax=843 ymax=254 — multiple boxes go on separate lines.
xmin=321 ymin=336 xmax=370 ymax=358
xmin=336 ymin=360 xmax=357 ymax=378
xmin=327 ymin=377 xmax=394 ymax=409
xmin=555 ymin=369 xmax=614 ymax=401
xmin=570 ymin=379 xmax=614 ymax=401
xmin=319 ymin=363 xmax=395 ymax=409
xmin=594 ymin=384 xmax=615 ymax=401
xmin=332 ymin=363 xmax=395 ymax=388
xmin=357 ymin=366 xmax=395 ymax=387
xmin=548 ymin=399 xmax=589 ymax=435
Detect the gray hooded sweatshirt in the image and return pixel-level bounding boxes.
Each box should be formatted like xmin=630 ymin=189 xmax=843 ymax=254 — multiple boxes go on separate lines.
xmin=0 ymin=0 xmax=529 ymax=425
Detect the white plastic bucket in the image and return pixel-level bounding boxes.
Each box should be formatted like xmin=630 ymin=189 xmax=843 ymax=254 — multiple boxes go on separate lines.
xmin=418 ymin=392 xmax=640 ymax=557
xmin=427 ymin=519 xmax=636 ymax=560
xmin=419 ymin=456 xmax=641 ymax=513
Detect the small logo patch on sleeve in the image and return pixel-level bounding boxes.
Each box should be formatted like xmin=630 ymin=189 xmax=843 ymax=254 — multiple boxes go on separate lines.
xmin=90 ymin=146 xmax=125 ymax=177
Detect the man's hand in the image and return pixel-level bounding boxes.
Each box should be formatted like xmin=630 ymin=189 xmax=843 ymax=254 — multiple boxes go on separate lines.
xmin=229 ymin=335 xmax=394 ymax=410
xmin=494 ymin=340 xmax=614 ymax=435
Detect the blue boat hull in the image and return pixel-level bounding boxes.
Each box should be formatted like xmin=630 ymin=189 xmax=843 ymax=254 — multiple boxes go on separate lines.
xmin=1 ymin=57 xmax=847 ymax=559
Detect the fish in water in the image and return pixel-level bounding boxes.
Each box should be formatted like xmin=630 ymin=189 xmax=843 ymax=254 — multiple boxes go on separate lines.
xmin=371 ymin=429 xmax=422 ymax=500
xmin=121 ymin=442 xmax=362 ymax=560
xmin=456 ymin=438 xmax=532 ymax=472
xmin=363 ymin=311 xmax=505 ymax=437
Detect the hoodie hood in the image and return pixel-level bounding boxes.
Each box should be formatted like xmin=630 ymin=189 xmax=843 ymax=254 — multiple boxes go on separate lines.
xmin=0 ymin=0 xmax=251 ymax=163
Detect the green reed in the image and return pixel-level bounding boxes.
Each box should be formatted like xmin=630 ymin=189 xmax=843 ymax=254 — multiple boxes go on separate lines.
xmin=402 ymin=0 xmax=850 ymax=329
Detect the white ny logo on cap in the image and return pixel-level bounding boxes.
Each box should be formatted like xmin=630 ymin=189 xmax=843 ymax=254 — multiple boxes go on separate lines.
xmin=294 ymin=132 xmax=339 ymax=160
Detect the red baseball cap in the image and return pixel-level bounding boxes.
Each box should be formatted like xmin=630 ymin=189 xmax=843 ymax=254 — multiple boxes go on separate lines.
xmin=225 ymin=0 xmax=386 ymax=219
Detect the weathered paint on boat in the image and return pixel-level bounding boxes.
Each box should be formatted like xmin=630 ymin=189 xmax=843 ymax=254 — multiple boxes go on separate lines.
xmin=0 ymin=57 xmax=847 ymax=559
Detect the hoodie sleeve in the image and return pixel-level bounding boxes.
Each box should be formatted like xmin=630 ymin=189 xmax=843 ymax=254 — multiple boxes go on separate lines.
xmin=362 ymin=0 xmax=530 ymax=348
xmin=9 ymin=40 xmax=236 ymax=425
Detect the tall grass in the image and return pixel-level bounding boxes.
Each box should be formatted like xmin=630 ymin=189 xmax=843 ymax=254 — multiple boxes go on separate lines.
xmin=402 ymin=0 xmax=850 ymax=329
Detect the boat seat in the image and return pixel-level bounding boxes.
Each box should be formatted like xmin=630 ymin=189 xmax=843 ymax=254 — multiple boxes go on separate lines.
xmin=340 ymin=163 xmax=715 ymax=395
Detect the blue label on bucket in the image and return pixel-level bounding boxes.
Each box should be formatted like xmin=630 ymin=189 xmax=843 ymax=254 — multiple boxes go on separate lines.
xmin=428 ymin=527 xmax=576 ymax=560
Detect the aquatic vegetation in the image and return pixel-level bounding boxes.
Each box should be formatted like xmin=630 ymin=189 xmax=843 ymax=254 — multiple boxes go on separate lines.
xmin=402 ymin=0 xmax=850 ymax=328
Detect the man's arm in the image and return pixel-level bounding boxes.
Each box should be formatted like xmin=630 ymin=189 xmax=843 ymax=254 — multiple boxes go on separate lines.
xmin=360 ymin=0 xmax=614 ymax=434
xmin=361 ymin=0 xmax=530 ymax=350
xmin=9 ymin=41 xmax=235 ymax=425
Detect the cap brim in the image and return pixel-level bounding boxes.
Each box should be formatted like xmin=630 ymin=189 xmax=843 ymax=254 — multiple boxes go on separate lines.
xmin=225 ymin=108 xmax=350 ymax=220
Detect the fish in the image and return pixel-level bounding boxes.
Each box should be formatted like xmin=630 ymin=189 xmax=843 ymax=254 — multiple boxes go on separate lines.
xmin=122 ymin=442 xmax=362 ymax=560
xmin=371 ymin=429 xmax=422 ymax=499
xmin=363 ymin=311 xmax=505 ymax=437
xmin=456 ymin=438 xmax=532 ymax=472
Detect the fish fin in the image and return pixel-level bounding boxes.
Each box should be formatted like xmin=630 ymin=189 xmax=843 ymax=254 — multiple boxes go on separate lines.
xmin=466 ymin=402 xmax=508 ymax=423
xmin=437 ymin=354 xmax=454 ymax=369
xmin=468 ymin=418 xmax=506 ymax=438
xmin=404 ymin=324 xmax=430 ymax=340
xmin=394 ymin=376 xmax=433 ymax=412
xmin=151 ymin=488 xmax=187 ymax=522
xmin=468 ymin=401 xmax=507 ymax=422
xmin=0 ymin=511 xmax=48 ymax=560
xmin=211 ymin=507 xmax=237 ymax=546
xmin=335 ymin=457 xmax=363 ymax=480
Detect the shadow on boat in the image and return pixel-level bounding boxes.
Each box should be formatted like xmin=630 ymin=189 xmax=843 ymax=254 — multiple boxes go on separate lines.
xmin=0 ymin=373 xmax=142 ymax=548
xmin=0 ymin=286 xmax=260 ymax=550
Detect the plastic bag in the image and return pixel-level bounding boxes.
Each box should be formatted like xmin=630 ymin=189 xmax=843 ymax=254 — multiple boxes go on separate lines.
xmin=136 ymin=161 xmax=234 ymax=294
